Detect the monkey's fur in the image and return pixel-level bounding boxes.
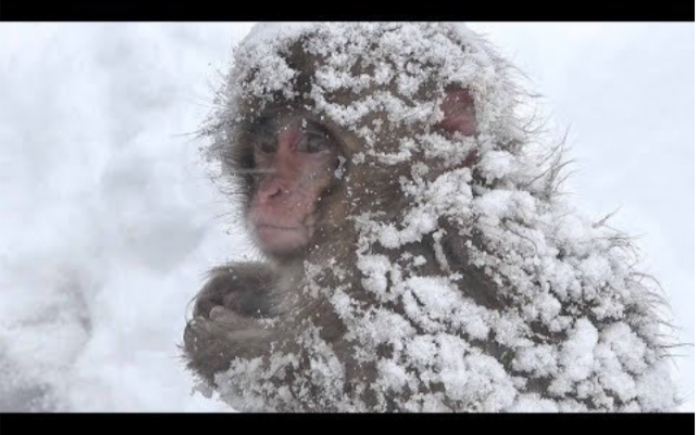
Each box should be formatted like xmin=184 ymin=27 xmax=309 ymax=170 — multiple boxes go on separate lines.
xmin=184 ymin=23 xmax=676 ymax=412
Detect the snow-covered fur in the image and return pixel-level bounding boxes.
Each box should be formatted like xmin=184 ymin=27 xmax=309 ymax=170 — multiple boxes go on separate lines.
xmin=201 ymin=23 xmax=677 ymax=412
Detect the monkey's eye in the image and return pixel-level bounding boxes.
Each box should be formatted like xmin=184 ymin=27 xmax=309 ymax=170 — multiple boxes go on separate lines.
xmin=250 ymin=122 xmax=277 ymax=154
xmin=297 ymin=132 xmax=331 ymax=153
xmin=254 ymin=140 xmax=277 ymax=154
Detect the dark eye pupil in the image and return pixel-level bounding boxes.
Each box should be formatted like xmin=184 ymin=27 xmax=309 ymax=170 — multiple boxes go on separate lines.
xmin=300 ymin=133 xmax=329 ymax=153
xmin=256 ymin=141 xmax=275 ymax=153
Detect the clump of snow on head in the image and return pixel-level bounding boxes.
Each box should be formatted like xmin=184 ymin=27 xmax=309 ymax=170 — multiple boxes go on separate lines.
xmin=203 ymin=22 xmax=678 ymax=412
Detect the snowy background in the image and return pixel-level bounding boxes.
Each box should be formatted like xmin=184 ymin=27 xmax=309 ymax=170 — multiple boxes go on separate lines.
xmin=0 ymin=22 xmax=692 ymax=412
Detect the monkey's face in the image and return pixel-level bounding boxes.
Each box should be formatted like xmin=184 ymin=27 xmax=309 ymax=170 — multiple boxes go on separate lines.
xmin=245 ymin=115 xmax=340 ymax=257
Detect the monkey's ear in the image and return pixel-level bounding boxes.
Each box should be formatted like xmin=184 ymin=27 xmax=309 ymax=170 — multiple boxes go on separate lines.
xmin=435 ymin=88 xmax=477 ymax=137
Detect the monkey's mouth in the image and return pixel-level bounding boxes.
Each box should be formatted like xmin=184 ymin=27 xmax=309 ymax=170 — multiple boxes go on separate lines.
xmin=253 ymin=223 xmax=313 ymax=254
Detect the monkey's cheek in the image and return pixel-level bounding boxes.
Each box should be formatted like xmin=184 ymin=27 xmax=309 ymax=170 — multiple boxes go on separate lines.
xmin=253 ymin=225 xmax=310 ymax=255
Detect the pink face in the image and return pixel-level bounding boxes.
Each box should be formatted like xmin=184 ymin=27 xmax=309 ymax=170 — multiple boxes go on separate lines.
xmin=248 ymin=117 xmax=339 ymax=256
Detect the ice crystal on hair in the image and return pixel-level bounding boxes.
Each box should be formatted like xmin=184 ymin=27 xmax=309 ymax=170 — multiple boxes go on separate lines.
xmin=202 ymin=22 xmax=678 ymax=412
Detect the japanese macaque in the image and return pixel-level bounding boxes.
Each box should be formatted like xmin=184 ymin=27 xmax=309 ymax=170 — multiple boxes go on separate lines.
xmin=183 ymin=23 xmax=676 ymax=412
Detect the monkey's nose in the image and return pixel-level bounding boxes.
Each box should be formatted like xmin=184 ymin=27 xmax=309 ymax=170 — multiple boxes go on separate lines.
xmin=258 ymin=184 xmax=286 ymax=203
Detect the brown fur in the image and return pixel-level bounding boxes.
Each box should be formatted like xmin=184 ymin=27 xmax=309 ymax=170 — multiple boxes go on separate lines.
xmin=182 ymin=29 xmax=672 ymax=411
xmin=182 ymin=37 xmax=509 ymax=405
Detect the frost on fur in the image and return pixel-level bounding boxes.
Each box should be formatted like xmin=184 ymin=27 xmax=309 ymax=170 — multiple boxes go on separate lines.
xmin=200 ymin=23 xmax=677 ymax=412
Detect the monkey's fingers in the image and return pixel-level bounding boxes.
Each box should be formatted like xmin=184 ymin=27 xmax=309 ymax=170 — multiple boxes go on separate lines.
xmin=196 ymin=313 xmax=275 ymax=342
xmin=199 ymin=316 xmax=282 ymax=359
xmin=209 ymin=305 xmax=239 ymax=320
xmin=208 ymin=305 xmax=270 ymax=329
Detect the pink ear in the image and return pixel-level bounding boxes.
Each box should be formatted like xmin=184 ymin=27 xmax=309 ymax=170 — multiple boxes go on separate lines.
xmin=435 ymin=88 xmax=477 ymax=136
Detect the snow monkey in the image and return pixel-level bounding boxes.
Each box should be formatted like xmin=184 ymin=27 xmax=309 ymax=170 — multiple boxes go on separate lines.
xmin=183 ymin=23 xmax=677 ymax=412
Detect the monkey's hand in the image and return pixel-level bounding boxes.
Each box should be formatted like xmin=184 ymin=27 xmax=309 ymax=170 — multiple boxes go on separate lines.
xmin=183 ymin=263 xmax=284 ymax=385
xmin=183 ymin=306 xmax=282 ymax=385
xmin=191 ymin=263 xmax=275 ymax=320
